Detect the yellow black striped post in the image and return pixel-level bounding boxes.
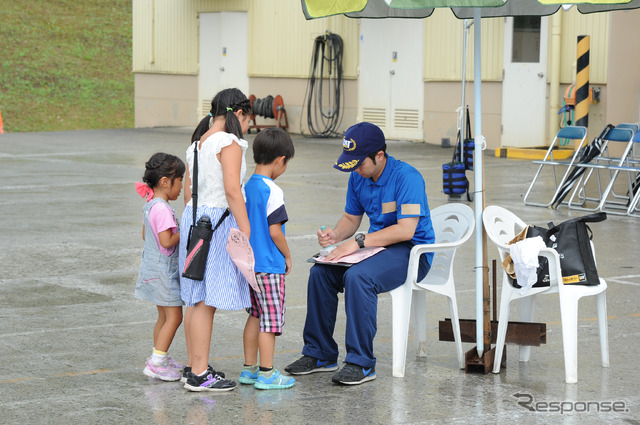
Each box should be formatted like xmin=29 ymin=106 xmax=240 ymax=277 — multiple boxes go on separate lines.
xmin=575 ymin=35 xmax=590 ymax=128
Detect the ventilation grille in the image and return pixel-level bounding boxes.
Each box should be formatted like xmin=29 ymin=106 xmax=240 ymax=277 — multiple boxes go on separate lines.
xmin=393 ymin=108 xmax=419 ymax=129
xmin=362 ymin=108 xmax=386 ymax=128
xmin=200 ymin=99 xmax=212 ymax=119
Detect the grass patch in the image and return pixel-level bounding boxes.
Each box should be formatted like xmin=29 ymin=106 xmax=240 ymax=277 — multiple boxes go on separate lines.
xmin=0 ymin=0 xmax=133 ymax=132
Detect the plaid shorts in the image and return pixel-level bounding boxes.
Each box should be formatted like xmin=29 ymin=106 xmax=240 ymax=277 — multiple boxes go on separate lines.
xmin=247 ymin=272 xmax=286 ymax=335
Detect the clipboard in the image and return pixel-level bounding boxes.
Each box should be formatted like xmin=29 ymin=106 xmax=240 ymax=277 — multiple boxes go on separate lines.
xmin=306 ymin=246 xmax=385 ymax=267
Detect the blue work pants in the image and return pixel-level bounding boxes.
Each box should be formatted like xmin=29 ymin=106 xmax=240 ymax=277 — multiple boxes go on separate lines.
xmin=301 ymin=242 xmax=430 ymax=368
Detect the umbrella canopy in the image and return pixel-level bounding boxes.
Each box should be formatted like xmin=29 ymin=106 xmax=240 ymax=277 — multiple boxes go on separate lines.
xmin=302 ymin=0 xmax=640 ymax=19
xmin=300 ymin=0 xmax=640 ymax=357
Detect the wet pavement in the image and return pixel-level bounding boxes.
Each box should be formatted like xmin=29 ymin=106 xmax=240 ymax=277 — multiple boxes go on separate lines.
xmin=1 ymin=127 xmax=639 ymax=424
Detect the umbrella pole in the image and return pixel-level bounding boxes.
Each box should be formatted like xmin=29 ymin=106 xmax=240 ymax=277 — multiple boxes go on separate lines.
xmin=473 ymin=8 xmax=485 ymax=359
xmin=460 ymin=19 xmax=469 ymax=160
xmin=474 ymin=18 xmax=491 ymax=360
xmin=481 ymin=140 xmax=491 ymax=350
xmin=464 ymin=8 xmax=498 ymax=374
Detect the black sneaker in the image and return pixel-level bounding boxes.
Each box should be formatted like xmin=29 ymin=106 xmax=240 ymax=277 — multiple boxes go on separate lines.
xmin=181 ymin=367 xmax=191 ymax=383
xmin=331 ymin=363 xmax=376 ymax=385
xmin=184 ymin=370 xmax=236 ymax=392
xmin=181 ymin=365 xmax=226 ymax=383
xmin=284 ymin=355 xmax=338 ymax=375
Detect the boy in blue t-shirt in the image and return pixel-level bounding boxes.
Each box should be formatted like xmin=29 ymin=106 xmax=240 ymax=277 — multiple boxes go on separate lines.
xmin=240 ymin=127 xmax=296 ymax=390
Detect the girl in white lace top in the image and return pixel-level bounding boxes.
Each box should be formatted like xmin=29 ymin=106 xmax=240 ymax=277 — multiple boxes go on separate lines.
xmin=178 ymin=88 xmax=253 ymax=392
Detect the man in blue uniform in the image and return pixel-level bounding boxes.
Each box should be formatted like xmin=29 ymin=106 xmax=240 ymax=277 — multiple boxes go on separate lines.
xmin=285 ymin=122 xmax=435 ymax=385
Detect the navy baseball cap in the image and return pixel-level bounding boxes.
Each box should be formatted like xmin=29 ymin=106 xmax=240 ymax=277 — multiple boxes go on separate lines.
xmin=333 ymin=122 xmax=386 ymax=172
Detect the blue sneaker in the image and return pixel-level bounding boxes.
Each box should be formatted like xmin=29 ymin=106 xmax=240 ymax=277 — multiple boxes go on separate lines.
xmin=254 ymin=369 xmax=295 ymax=390
xmin=284 ymin=355 xmax=338 ymax=375
xmin=331 ymin=363 xmax=376 ymax=385
xmin=239 ymin=365 xmax=259 ymax=384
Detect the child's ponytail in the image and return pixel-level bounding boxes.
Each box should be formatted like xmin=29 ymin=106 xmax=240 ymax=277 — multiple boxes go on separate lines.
xmin=191 ymin=113 xmax=213 ymax=144
xmin=191 ymin=88 xmax=251 ymax=143
xmin=224 ymin=106 xmax=243 ymax=140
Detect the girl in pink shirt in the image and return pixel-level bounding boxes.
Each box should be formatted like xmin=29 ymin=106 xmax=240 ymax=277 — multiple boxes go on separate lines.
xmin=135 ymin=152 xmax=186 ymax=381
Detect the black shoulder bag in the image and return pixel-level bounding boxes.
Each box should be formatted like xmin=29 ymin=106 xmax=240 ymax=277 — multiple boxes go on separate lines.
xmin=521 ymin=212 xmax=607 ymax=286
xmin=545 ymin=212 xmax=607 ymax=285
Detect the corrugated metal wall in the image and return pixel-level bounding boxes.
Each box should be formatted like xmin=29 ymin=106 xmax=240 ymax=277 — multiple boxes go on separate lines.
xmin=559 ymin=8 xmax=608 ymax=84
xmin=133 ymin=2 xmax=609 ymax=83
xmin=247 ymin=2 xmax=359 ymax=78
xmin=424 ymin=9 xmax=504 ymax=82
xmin=132 ymin=0 xmax=249 ymax=74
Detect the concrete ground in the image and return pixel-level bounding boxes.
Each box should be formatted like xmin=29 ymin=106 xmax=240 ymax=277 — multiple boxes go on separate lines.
xmin=1 ymin=127 xmax=639 ymax=424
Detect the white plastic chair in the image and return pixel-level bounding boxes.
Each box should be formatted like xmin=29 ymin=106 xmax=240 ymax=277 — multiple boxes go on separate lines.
xmin=483 ymin=205 xmax=609 ymax=384
xmin=389 ymin=203 xmax=474 ymax=377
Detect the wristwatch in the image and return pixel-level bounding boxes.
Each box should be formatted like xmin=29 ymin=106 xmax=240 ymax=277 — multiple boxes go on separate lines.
xmin=355 ymin=233 xmax=366 ymax=249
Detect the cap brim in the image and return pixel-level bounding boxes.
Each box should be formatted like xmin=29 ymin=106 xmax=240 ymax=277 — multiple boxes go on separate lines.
xmin=333 ymin=152 xmax=365 ymax=172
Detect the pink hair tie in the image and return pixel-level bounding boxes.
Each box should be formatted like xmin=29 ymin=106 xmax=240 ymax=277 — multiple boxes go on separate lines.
xmin=135 ymin=182 xmax=154 ymax=202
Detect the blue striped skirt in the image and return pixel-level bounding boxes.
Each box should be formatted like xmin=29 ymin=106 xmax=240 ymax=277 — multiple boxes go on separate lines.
xmin=179 ymin=205 xmax=251 ymax=310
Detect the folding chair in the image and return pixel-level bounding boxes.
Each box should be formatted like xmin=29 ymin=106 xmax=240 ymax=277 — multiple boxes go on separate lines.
xmin=617 ymin=124 xmax=640 ymax=211
xmin=625 ymin=131 xmax=640 ymax=216
xmin=615 ymin=122 xmax=639 ymax=135
xmin=567 ymin=126 xmax=635 ymax=214
xmin=615 ymin=122 xmax=639 ymax=163
xmin=483 ymin=205 xmax=609 ymax=384
xmin=523 ymin=126 xmax=588 ymax=208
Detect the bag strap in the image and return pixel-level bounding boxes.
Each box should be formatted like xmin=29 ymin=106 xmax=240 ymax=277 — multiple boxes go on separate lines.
xmin=461 ymin=111 xmax=472 ymax=202
xmin=452 ymin=131 xmax=461 ymax=163
xmin=191 ymin=142 xmax=199 ymax=227
xmin=465 ymin=105 xmax=472 ymax=140
xmin=546 ymin=212 xmax=607 ymax=236
xmin=185 ymin=142 xmax=199 ymax=249
xmin=579 ymin=212 xmax=607 ymax=223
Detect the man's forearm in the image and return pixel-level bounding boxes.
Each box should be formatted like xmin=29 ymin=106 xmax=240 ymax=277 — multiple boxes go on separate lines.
xmin=359 ymin=217 xmax=419 ymax=247
xmin=332 ymin=213 xmax=362 ymax=243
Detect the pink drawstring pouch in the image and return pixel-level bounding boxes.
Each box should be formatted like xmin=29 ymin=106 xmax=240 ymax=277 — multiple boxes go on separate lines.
xmin=226 ymin=228 xmax=260 ymax=293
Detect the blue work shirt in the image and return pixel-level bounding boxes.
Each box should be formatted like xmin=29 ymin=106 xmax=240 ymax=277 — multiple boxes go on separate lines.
xmin=345 ymin=155 xmax=435 ymax=264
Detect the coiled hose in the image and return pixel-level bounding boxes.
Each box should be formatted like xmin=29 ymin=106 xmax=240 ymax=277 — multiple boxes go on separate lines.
xmin=302 ymin=32 xmax=344 ymax=138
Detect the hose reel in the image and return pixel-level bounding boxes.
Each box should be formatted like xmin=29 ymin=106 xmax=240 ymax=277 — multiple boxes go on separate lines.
xmin=248 ymin=94 xmax=288 ymax=133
